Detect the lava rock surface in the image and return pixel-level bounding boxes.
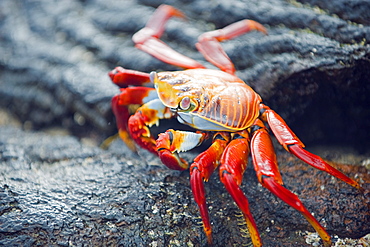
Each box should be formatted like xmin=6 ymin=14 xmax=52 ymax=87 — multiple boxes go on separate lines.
xmin=0 ymin=0 xmax=369 ymax=246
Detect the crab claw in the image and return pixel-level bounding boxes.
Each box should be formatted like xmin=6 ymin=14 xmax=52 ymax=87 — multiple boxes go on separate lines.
xmin=156 ymin=129 xmax=206 ymax=170
xmin=128 ymin=99 xmax=173 ymax=154
xmin=112 ymin=86 xmax=159 ymax=152
xmin=128 ymin=110 xmax=157 ymax=154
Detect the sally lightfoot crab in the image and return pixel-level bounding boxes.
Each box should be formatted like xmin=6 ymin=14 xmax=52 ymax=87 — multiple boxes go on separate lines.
xmin=109 ymin=5 xmax=363 ymax=246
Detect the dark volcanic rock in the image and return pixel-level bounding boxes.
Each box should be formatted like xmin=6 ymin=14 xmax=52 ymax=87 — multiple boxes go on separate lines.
xmin=0 ymin=126 xmax=368 ymax=246
xmin=0 ymin=0 xmax=369 ymax=246
xmin=1 ymin=0 xmax=370 ymax=147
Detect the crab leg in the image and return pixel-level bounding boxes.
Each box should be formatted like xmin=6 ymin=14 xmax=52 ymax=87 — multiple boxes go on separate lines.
xmin=250 ymin=119 xmax=332 ymax=247
xmin=109 ymin=66 xmax=152 ymax=88
xmin=260 ymin=104 xmax=363 ymax=191
xmin=132 ymin=5 xmax=205 ymax=69
xmin=219 ymin=131 xmax=262 ymax=247
xmin=196 ymin=19 xmax=267 ymax=74
xmin=189 ymin=132 xmax=229 ymax=244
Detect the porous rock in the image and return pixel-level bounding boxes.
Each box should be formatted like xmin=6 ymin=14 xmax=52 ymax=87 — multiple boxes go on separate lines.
xmin=0 ymin=0 xmax=369 ymax=246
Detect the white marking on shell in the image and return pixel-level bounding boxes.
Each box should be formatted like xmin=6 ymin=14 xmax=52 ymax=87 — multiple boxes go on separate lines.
xmin=142 ymin=90 xmax=159 ymax=104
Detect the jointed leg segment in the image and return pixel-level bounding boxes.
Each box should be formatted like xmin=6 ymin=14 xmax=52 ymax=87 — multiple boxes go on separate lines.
xmin=132 ymin=5 xmax=205 ymax=69
xmin=189 ymin=133 xmax=229 ymax=244
xmin=196 ymin=20 xmax=267 ymax=74
xmin=260 ymin=104 xmax=363 ymax=191
xmin=109 ymin=67 xmax=152 ymax=87
xmin=132 ymin=5 xmax=267 ymax=73
xmin=250 ymin=119 xmax=332 ymax=246
xmin=219 ymin=130 xmax=262 ymax=246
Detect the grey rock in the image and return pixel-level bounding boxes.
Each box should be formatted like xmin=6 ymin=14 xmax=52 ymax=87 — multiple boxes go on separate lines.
xmin=0 ymin=0 xmax=369 ymax=246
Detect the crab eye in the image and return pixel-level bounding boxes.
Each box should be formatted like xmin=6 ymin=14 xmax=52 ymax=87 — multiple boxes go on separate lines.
xmin=179 ymin=97 xmax=191 ymax=110
xmin=150 ymin=71 xmax=157 ymax=84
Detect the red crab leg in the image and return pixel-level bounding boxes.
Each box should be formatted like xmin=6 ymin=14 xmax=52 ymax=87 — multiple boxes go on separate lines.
xmin=132 ymin=5 xmax=205 ymax=69
xmin=156 ymin=129 xmax=207 ymax=170
xmin=189 ymin=132 xmax=229 ymax=244
xmin=260 ymin=104 xmax=363 ymax=191
xmin=219 ymin=131 xmax=262 ymax=247
xmin=109 ymin=66 xmax=152 ymax=88
xmin=196 ymin=19 xmax=267 ymax=74
xmin=250 ymin=119 xmax=332 ymax=247
xmin=112 ymin=87 xmax=157 ymax=152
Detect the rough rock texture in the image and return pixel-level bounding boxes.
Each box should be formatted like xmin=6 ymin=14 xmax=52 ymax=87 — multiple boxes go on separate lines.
xmin=0 ymin=0 xmax=369 ymax=246
xmin=0 ymin=125 xmax=369 ymax=246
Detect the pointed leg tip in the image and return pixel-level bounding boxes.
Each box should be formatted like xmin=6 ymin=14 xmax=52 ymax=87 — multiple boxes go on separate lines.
xmin=323 ymin=239 xmax=332 ymax=247
xmin=203 ymin=227 xmax=213 ymax=245
xmin=246 ymin=20 xmax=268 ymax=35
xmin=206 ymin=234 xmax=212 ymax=246
xmin=357 ymin=185 xmax=365 ymax=193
